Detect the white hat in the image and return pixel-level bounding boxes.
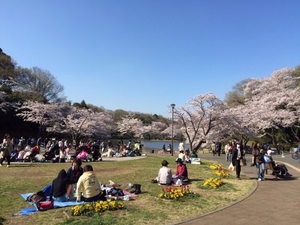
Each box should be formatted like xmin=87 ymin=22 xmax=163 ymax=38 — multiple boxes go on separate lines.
xmin=267 ymin=150 xmax=274 ymax=155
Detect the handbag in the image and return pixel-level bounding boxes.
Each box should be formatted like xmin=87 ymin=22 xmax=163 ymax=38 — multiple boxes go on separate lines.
xmin=228 ymin=163 xmax=235 ymax=171
xmin=37 ymin=200 xmax=54 ymax=211
xmin=240 ymin=157 xmax=247 ymax=166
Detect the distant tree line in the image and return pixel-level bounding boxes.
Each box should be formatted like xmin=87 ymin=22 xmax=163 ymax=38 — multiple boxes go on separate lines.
xmin=1 ymin=48 xmax=300 ymax=151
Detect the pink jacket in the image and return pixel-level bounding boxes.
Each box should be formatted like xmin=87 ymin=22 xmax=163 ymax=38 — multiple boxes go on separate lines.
xmin=77 ymin=151 xmax=88 ymax=160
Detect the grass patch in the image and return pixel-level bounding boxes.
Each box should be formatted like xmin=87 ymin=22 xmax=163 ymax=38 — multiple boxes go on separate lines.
xmin=0 ymin=156 xmax=254 ymax=225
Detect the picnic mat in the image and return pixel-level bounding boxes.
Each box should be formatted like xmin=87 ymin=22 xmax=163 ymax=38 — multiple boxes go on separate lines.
xmin=16 ymin=193 xmax=82 ymax=217
xmin=20 ymin=193 xmax=83 ymax=208
xmin=19 ymin=188 xmax=137 ymax=215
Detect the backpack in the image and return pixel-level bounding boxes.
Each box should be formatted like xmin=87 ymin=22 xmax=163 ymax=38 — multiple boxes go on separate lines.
xmin=107 ymin=187 xmax=124 ymax=196
xmin=27 ymin=190 xmax=47 ymax=204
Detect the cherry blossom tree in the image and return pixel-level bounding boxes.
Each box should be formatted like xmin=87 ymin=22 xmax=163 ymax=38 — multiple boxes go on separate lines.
xmin=144 ymin=121 xmax=169 ymax=139
xmin=241 ymin=68 xmax=300 ymax=144
xmin=224 ymin=105 xmax=256 ymax=145
xmin=46 ymin=105 xmax=113 ymax=144
xmin=116 ymin=116 xmax=149 ymax=140
xmin=16 ymin=101 xmax=59 ymax=136
xmin=175 ymin=93 xmax=228 ymax=151
xmin=16 ymin=101 xmax=113 ymax=143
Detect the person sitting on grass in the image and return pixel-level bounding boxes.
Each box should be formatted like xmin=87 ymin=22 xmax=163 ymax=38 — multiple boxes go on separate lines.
xmin=189 ymin=150 xmax=198 ymax=158
xmin=66 ymin=158 xmax=83 ymax=197
xmin=76 ymin=165 xmax=106 ymax=202
xmin=16 ymin=145 xmax=25 ymax=162
xmin=173 ymin=158 xmax=188 ymax=185
xmin=152 ymin=160 xmax=173 ymax=185
xmin=50 ymin=169 xmax=74 ymax=202
xmin=67 ymin=158 xmax=83 ymax=183
xmin=178 ymin=150 xmax=185 ymax=162
xmin=184 ymin=150 xmax=191 ymax=163
xmin=76 ymin=146 xmax=89 ymax=161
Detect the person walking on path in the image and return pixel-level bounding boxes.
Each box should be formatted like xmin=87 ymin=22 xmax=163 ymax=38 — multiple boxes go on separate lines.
xmin=251 ymin=142 xmax=265 ymax=181
xmin=0 ymin=135 xmax=13 ymax=167
xmin=231 ymin=143 xmax=244 ymax=179
xmin=224 ymin=142 xmax=231 ymax=161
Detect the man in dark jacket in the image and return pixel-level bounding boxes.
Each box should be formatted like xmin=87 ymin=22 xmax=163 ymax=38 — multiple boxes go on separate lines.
xmin=232 ymin=143 xmax=243 ymax=179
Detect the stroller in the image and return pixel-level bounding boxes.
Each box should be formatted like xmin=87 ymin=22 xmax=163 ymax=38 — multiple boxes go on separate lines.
xmin=43 ymin=148 xmax=56 ymax=161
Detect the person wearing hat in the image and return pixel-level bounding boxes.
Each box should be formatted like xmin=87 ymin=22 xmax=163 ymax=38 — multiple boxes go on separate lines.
xmin=157 ymin=160 xmax=173 ymax=185
xmin=264 ymin=149 xmax=292 ymax=178
xmin=151 ymin=160 xmax=173 ymax=185
xmin=173 ymin=158 xmax=188 ymax=185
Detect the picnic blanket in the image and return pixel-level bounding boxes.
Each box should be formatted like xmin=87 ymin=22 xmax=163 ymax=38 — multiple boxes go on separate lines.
xmin=19 ymin=184 xmax=137 ymax=216
xmin=21 ymin=193 xmax=83 ymax=209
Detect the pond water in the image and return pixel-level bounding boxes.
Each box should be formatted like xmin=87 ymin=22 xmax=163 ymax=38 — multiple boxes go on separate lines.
xmin=140 ymin=140 xmax=181 ymax=150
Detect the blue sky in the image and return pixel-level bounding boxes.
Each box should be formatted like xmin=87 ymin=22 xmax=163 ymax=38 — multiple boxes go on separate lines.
xmin=1 ymin=0 xmax=300 ymax=117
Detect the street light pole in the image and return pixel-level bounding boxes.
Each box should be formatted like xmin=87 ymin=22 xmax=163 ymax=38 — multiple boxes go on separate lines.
xmin=171 ymin=103 xmax=175 ymax=156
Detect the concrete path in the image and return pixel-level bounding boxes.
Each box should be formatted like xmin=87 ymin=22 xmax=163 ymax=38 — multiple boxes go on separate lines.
xmin=175 ymin=153 xmax=300 ymax=225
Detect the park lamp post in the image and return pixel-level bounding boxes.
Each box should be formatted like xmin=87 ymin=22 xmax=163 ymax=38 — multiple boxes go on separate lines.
xmin=171 ymin=103 xmax=175 ymax=156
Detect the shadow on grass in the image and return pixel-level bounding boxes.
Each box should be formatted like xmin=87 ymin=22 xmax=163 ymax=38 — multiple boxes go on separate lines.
xmin=0 ymin=216 xmax=5 ymax=225
xmin=9 ymin=163 xmax=43 ymax=168
xmin=189 ymin=178 xmax=203 ymax=182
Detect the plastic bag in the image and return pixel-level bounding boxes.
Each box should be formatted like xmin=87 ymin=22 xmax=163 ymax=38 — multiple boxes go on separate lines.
xmin=228 ymin=163 xmax=235 ymax=171
xmin=176 ymin=179 xmax=182 ymax=186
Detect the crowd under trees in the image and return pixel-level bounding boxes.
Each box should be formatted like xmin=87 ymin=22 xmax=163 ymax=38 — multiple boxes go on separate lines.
xmin=1 ymin=48 xmax=300 ymax=150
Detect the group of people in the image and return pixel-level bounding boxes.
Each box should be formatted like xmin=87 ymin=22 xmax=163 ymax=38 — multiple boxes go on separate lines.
xmin=105 ymin=140 xmax=143 ymax=157
xmin=177 ymin=149 xmax=198 ymax=164
xmin=50 ymin=158 xmax=106 ymax=202
xmin=228 ymin=140 xmax=292 ymax=181
xmin=249 ymin=141 xmax=292 ymax=181
xmin=152 ymin=158 xmax=189 ymax=186
xmin=0 ymin=134 xmax=43 ymax=166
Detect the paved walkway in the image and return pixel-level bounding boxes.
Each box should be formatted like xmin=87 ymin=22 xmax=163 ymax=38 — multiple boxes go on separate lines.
xmin=175 ymin=154 xmax=300 ymax=225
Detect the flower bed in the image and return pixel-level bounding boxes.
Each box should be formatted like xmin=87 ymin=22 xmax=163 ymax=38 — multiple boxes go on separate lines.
xmin=202 ymin=177 xmax=224 ymax=188
xmin=209 ymin=163 xmax=229 ymax=177
xmin=71 ymin=200 xmax=125 ymax=216
xmin=158 ymin=185 xmax=196 ymax=200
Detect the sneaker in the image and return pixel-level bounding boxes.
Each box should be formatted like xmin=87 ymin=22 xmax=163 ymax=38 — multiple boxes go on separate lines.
xmin=7 ymin=165 xmax=9 ymax=168
xmin=258 ymin=178 xmax=262 ymax=181
xmin=0 ymin=164 xmax=2 ymax=167
xmin=261 ymin=178 xmax=265 ymax=181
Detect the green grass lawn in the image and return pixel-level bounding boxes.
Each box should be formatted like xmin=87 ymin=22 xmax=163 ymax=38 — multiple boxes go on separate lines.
xmin=0 ymin=155 xmax=255 ymax=225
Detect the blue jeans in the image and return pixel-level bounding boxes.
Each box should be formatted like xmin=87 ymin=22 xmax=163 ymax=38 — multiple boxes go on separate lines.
xmin=225 ymin=153 xmax=232 ymax=161
xmin=256 ymin=162 xmax=265 ymax=179
xmin=53 ymin=195 xmax=68 ymax=202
